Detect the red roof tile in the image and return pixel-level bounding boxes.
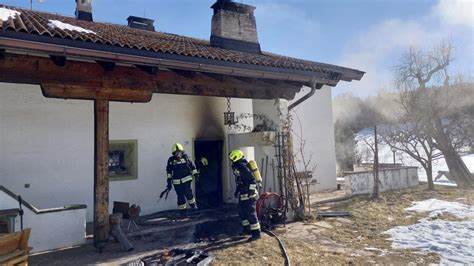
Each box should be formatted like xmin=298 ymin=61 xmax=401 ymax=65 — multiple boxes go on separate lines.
xmin=0 ymin=5 xmax=364 ymax=80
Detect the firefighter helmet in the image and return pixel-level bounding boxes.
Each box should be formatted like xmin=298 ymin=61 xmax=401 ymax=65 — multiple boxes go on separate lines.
xmin=172 ymin=143 xmax=185 ymax=153
xmin=229 ymin=149 xmax=244 ymax=162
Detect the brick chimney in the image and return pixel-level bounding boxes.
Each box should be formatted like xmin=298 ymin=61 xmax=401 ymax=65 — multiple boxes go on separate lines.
xmin=75 ymin=0 xmax=93 ymax=22
xmin=210 ymin=0 xmax=261 ymax=54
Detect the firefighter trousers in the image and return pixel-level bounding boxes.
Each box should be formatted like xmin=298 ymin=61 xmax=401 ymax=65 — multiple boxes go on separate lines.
xmin=238 ymin=198 xmax=260 ymax=236
xmin=173 ymin=181 xmax=196 ymax=210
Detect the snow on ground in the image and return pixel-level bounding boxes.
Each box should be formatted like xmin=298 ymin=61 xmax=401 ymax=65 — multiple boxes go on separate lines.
xmin=385 ymin=199 xmax=474 ymax=264
xmin=405 ymin=199 xmax=474 ymax=219
xmin=0 ymin=7 xmax=20 ymax=21
xmin=47 ymin=20 xmax=96 ymax=34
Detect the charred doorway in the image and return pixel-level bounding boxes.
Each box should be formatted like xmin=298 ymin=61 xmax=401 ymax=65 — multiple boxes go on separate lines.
xmin=194 ymin=140 xmax=224 ymax=209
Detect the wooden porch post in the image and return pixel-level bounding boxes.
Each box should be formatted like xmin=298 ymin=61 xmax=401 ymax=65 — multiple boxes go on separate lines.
xmin=93 ymin=98 xmax=110 ymax=247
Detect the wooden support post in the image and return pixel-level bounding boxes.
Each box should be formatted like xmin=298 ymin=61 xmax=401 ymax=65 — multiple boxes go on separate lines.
xmin=94 ymin=98 xmax=110 ymax=248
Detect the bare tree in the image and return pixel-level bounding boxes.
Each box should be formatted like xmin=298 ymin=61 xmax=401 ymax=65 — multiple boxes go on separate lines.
xmin=293 ymin=111 xmax=316 ymax=214
xmin=353 ymin=103 xmax=385 ymax=198
xmin=395 ymin=42 xmax=474 ymax=188
xmin=381 ymin=121 xmax=443 ymax=190
xmin=356 ymin=126 xmax=380 ymax=198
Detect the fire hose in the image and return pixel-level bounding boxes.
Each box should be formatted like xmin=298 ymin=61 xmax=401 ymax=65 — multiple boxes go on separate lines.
xmin=257 ymin=192 xmax=290 ymax=266
xmin=263 ymin=229 xmax=291 ymax=266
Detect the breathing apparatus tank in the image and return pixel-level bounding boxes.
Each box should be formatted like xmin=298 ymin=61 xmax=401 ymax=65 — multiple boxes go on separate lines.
xmin=248 ymin=160 xmax=262 ymax=183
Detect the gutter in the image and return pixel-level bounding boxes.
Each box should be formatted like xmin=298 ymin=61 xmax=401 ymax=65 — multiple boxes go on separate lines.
xmin=288 ymin=79 xmax=323 ymax=111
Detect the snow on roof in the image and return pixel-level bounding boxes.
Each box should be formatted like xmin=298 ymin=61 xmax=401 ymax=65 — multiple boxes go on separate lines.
xmin=47 ymin=19 xmax=96 ymax=35
xmin=0 ymin=7 xmax=20 ymax=21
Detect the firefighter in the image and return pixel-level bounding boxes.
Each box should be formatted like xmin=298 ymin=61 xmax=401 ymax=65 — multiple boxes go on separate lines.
xmin=229 ymin=149 xmax=261 ymax=241
xmin=166 ymin=143 xmax=199 ymax=217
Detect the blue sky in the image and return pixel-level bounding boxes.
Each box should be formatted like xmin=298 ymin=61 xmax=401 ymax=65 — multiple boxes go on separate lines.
xmin=2 ymin=0 xmax=473 ymax=97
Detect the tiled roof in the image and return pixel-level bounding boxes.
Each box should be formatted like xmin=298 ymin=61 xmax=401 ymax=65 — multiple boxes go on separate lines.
xmin=0 ymin=5 xmax=364 ymax=80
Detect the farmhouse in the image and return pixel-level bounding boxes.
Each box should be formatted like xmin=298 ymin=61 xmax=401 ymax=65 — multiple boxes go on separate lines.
xmin=0 ymin=0 xmax=363 ymax=252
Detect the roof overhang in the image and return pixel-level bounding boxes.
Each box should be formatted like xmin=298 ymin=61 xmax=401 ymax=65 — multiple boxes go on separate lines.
xmin=0 ymin=31 xmax=363 ymax=86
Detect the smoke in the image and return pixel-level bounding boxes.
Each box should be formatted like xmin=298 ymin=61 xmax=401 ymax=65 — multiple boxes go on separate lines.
xmin=333 ymin=82 xmax=474 ymax=172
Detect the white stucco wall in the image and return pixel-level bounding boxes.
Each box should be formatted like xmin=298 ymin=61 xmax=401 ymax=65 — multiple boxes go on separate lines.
xmin=0 ymin=83 xmax=254 ymax=222
xmin=0 ymin=191 xmax=87 ymax=253
xmin=290 ymin=86 xmax=338 ymax=191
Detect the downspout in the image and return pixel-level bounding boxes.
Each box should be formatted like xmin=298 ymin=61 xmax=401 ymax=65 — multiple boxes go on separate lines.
xmin=287 ymin=78 xmax=323 ymax=111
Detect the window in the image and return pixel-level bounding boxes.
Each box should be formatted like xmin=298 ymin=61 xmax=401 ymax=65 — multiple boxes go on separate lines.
xmin=108 ymin=140 xmax=138 ymax=181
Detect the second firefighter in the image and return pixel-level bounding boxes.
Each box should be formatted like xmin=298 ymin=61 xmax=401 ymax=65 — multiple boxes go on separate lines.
xmin=166 ymin=143 xmax=198 ymax=216
xmin=229 ymin=149 xmax=261 ymax=241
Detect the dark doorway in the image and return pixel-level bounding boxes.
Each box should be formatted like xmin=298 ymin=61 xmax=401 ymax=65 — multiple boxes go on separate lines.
xmin=194 ymin=140 xmax=224 ymax=209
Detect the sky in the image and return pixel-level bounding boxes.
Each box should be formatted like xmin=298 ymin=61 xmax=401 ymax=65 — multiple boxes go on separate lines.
xmin=1 ymin=0 xmax=473 ymax=97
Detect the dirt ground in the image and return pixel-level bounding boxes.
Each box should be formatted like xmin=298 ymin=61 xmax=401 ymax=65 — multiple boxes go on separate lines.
xmin=210 ymin=184 xmax=474 ymax=265
xmin=29 ymin=185 xmax=472 ymax=265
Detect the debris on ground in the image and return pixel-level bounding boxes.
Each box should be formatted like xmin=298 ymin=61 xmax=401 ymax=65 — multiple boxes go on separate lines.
xmin=29 ymin=185 xmax=474 ymax=265
xmin=316 ymin=211 xmax=351 ymax=219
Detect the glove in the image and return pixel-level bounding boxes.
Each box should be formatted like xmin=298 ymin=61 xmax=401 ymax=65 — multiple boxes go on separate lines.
xmin=193 ymin=173 xmax=200 ymax=183
xmin=234 ymin=190 xmax=239 ymax=199
xmin=167 ymin=179 xmax=172 ymax=190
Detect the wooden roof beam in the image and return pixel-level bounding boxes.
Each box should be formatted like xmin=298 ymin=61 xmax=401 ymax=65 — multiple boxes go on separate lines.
xmin=96 ymin=60 xmax=116 ymax=72
xmin=49 ymin=55 xmax=66 ymax=67
xmin=0 ymin=53 xmax=302 ymax=100
xmin=135 ymin=65 xmax=159 ymax=75
xmin=169 ymin=69 xmax=197 ymax=79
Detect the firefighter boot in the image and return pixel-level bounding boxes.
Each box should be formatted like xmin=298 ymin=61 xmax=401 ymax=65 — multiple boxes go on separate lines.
xmin=248 ymin=230 xmax=261 ymax=241
xmin=239 ymin=226 xmax=251 ymax=236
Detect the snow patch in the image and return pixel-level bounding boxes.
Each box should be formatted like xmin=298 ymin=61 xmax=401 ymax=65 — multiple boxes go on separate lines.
xmin=385 ymin=199 xmax=474 ymax=264
xmin=0 ymin=7 xmax=20 ymax=21
xmin=47 ymin=20 xmax=96 ymax=34
xmin=385 ymin=220 xmax=474 ymax=264
xmin=405 ymin=198 xmax=474 ymax=219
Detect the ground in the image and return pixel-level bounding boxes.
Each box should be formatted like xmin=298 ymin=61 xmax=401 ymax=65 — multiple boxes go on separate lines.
xmin=29 ymin=184 xmax=473 ymax=265
xmin=210 ymin=184 xmax=473 ymax=265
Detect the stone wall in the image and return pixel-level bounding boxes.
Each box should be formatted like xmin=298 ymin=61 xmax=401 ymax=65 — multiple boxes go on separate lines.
xmin=344 ymin=167 xmax=419 ymax=196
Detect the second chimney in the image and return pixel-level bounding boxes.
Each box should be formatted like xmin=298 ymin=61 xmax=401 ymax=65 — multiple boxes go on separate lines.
xmin=127 ymin=16 xmax=155 ymax=31
xmin=210 ymin=0 xmax=261 ymax=54
xmin=75 ymin=0 xmax=93 ymax=22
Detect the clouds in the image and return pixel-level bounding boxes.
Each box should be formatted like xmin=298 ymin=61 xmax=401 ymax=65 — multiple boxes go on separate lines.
xmin=335 ymin=0 xmax=474 ymax=97
xmin=433 ymin=0 xmax=474 ymax=27
xmin=254 ymin=3 xmax=322 ymax=58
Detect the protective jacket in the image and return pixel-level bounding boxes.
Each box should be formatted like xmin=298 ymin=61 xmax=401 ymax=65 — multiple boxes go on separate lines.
xmin=232 ymin=158 xmax=258 ymax=201
xmin=166 ymin=153 xmax=198 ymax=186
xmin=166 ymin=153 xmax=197 ymax=212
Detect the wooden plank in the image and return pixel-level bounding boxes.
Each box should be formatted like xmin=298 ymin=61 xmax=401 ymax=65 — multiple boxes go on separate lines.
xmin=41 ymin=84 xmax=153 ymax=103
xmin=4 ymin=254 xmax=28 ymax=266
xmin=19 ymin=228 xmax=30 ymax=252
xmin=93 ymin=99 xmax=110 ymax=246
xmin=0 ymin=53 xmax=303 ymax=100
xmin=0 ymin=231 xmax=22 ymax=255
xmin=0 ymin=250 xmax=23 ymax=263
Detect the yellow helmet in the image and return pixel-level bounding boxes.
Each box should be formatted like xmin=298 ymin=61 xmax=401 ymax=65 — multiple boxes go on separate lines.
xmin=172 ymin=143 xmax=184 ymax=153
xmin=201 ymin=157 xmax=209 ymax=166
xmin=229 ymin=149 xmax=244 ymax=162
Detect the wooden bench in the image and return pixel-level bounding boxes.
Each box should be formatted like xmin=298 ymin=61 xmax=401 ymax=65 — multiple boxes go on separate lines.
xmin=0 ymin=228 xmax=31 ymax=266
